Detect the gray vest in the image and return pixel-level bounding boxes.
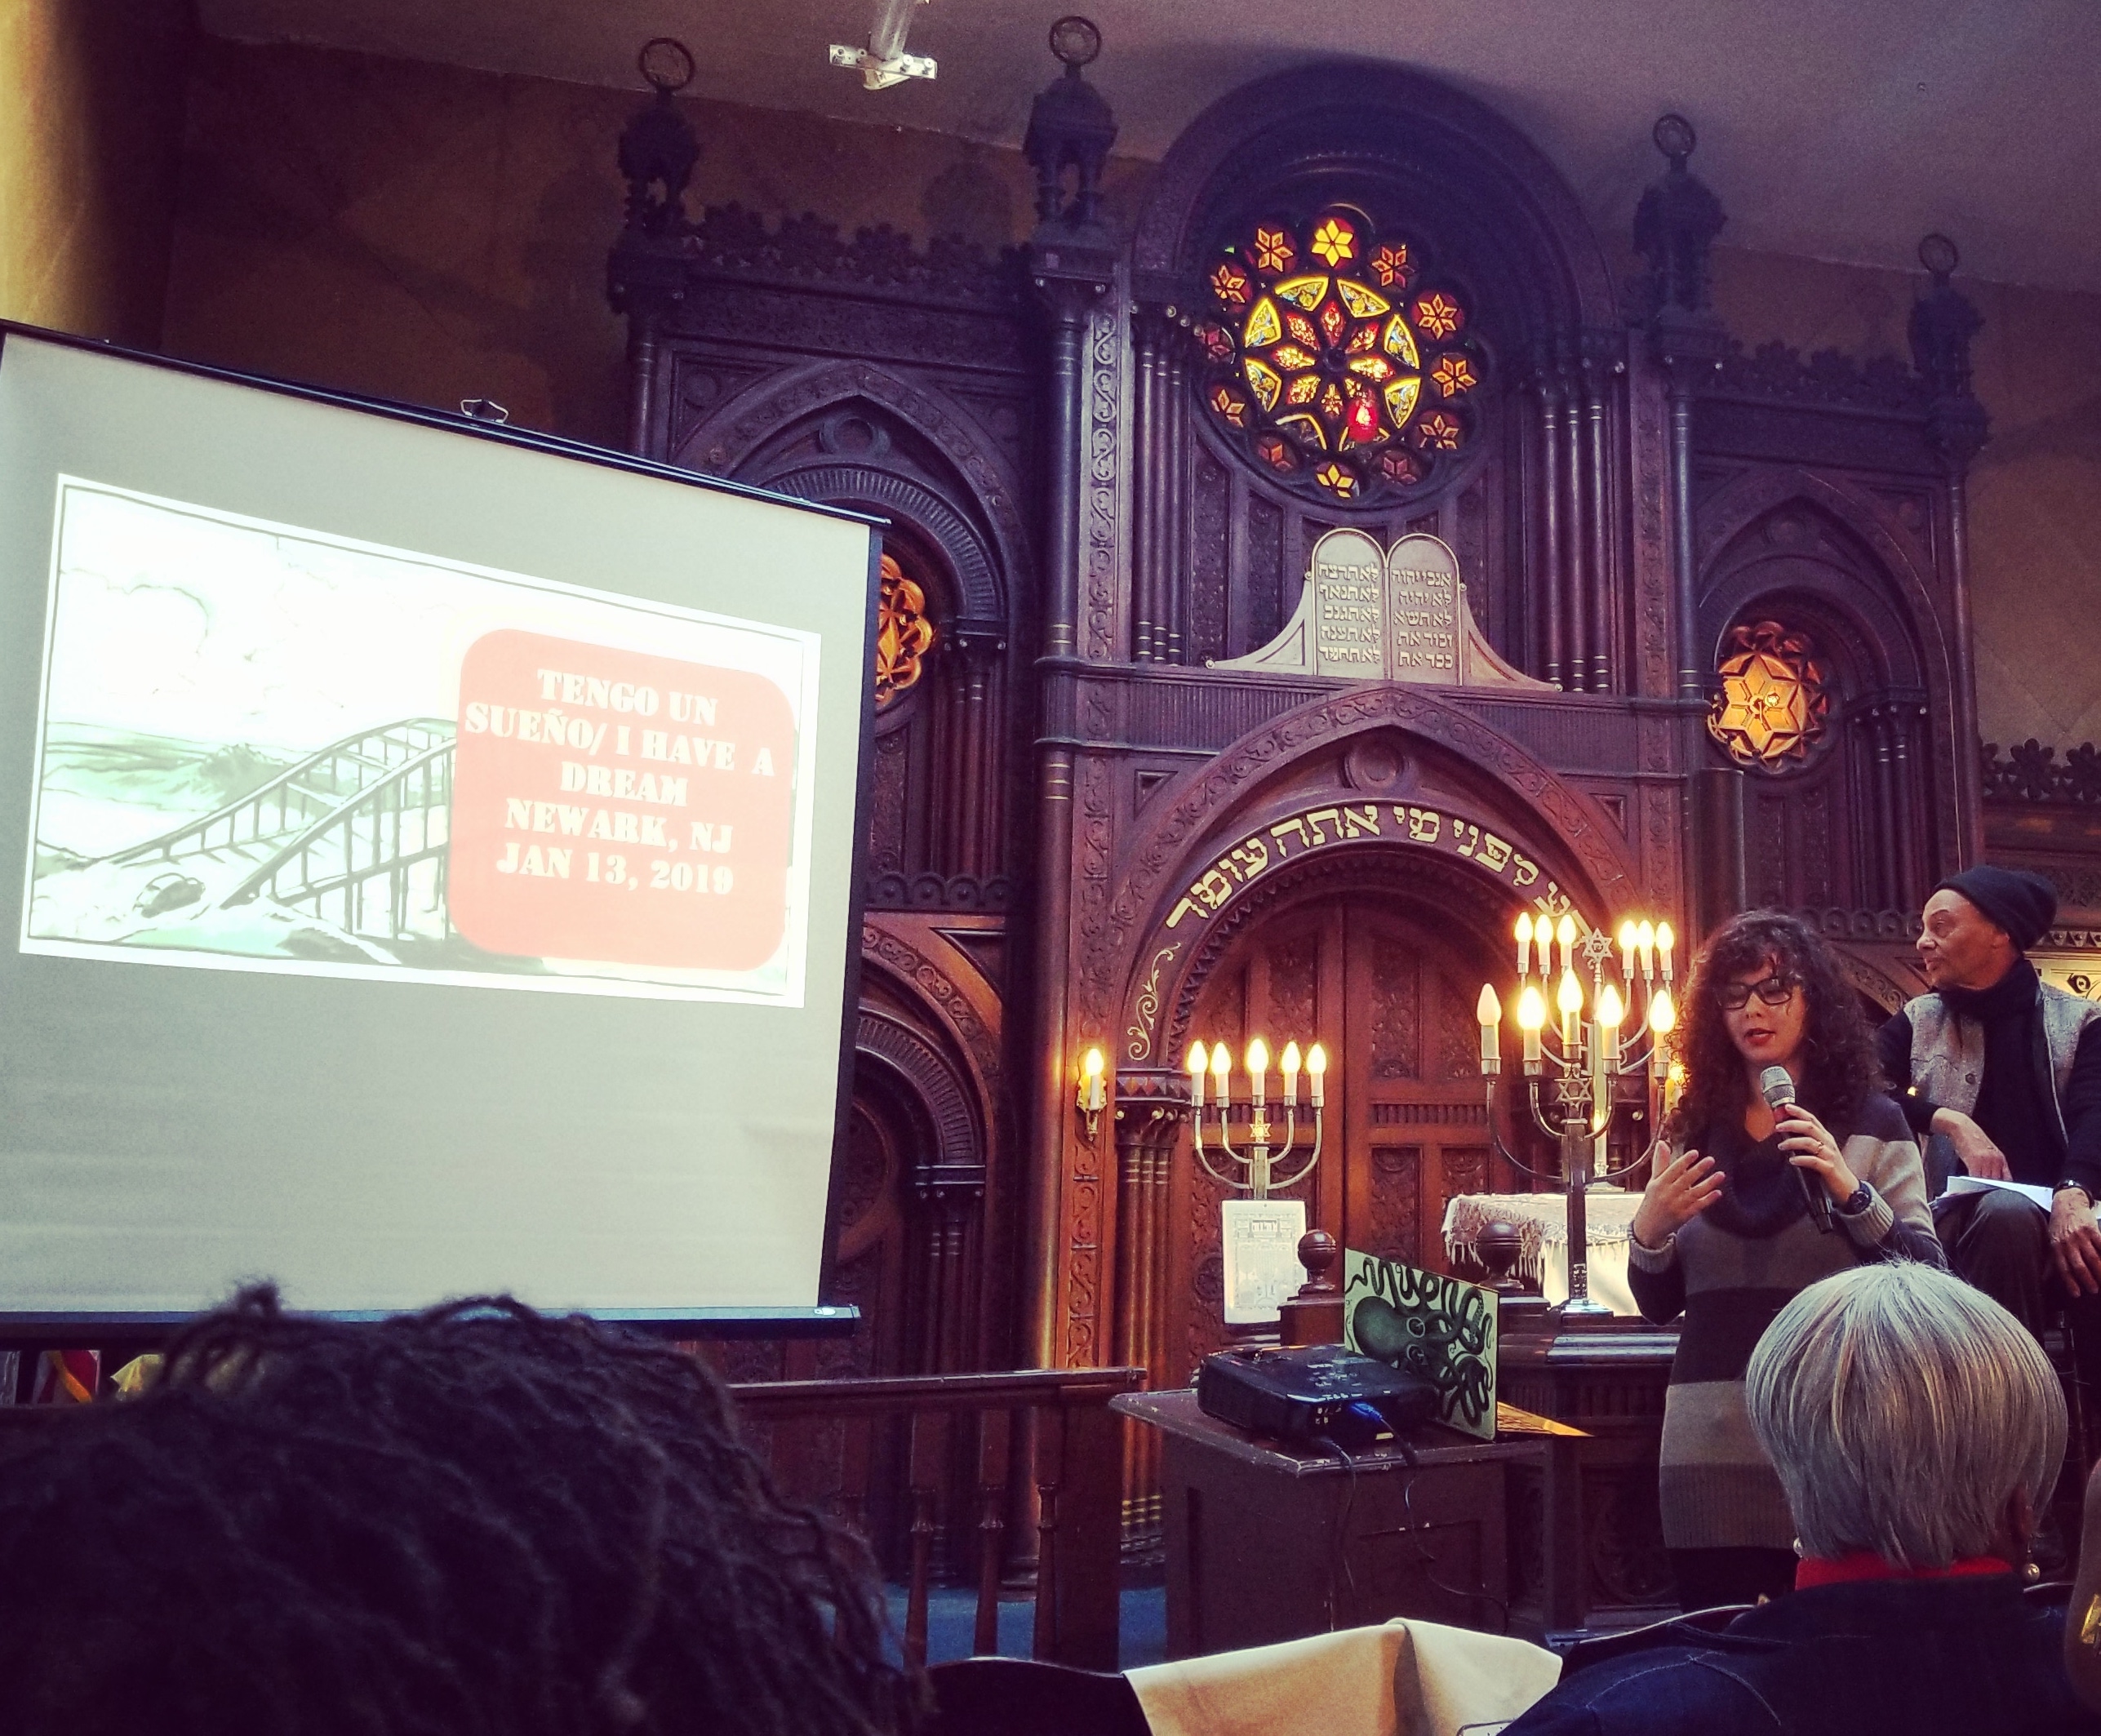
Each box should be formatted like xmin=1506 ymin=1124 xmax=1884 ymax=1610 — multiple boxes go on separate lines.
xmin=1905 ymin=979 xmax=2101 ymax=1146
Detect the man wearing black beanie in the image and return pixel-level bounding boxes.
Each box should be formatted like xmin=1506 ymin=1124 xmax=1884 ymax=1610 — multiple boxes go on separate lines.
xmin=1877 ymin=866 xmax=2101 ymax=1372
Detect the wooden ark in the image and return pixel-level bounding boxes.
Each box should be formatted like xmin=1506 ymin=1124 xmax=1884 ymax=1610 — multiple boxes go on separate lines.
xmin=606 ymin=45 xmax=1996 ymax=1573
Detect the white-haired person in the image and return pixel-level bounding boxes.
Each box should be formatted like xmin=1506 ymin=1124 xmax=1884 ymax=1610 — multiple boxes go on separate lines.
xmin=1504 ymin=1261 xmax=2100 ymax=1735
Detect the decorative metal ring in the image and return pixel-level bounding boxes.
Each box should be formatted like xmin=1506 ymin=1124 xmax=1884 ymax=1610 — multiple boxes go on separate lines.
xmin=638 ymin=37 xmax=696 ymax=94
xmin=1049 ymin=16 xmax=1102 ymax=67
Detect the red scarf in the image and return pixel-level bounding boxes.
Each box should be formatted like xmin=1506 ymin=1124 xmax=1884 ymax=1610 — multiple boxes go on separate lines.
xmin=1795 ymin=1551 xmax=2012 ymax=1591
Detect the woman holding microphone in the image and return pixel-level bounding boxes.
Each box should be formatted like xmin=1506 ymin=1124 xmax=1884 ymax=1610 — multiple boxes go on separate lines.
xmin=1630 ymin=911 xmax=1942 ymax=1612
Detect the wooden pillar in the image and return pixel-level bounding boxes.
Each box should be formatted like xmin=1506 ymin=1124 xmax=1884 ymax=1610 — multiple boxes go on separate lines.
xmin=1536 ymin=366 xmax=1566 ymax=689
xmin=1584 ymin=354 xmax=1614 ymax=694
xmin=1024 ymin=261 xmax=1111 ymax=1369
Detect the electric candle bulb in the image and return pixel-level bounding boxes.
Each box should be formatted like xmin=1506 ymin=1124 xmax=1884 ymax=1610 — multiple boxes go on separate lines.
xmin=1211 ymin=1043 xmax=1231 ymax=1083
xmin=1556 ymin=913 xmax=1576 ymax=975
xmin=1657 ymin=921 xmax=1675 ymax=981
xmin=1557 ymin=966 xmax=1583 ymax=1054
xmin=1081 ymin=1046 xmax=1105 ymax=1112
xmin=1637 ymin=919 xmax=1656 ymax=977
xmin=1618 ymin=920 xmax=1637 ymax=978
xmin=1281 ymin=1041 xmax=1302 ymax=1103
xmin=1515 ymin=912 xmax=1534 ymax=977
xmin=1647 ymin=988 xmax=1675 ymax=1035
xmin=1517 ymin=983 xmax=1546 ymax=1064
xmin=1597 ymin=984 xmax=1624 ymax=1028
xmin=1477 ymin=983 xmax=1502 ymax=1068
xmin=1246 ymin=1037 xmax=1269 ymax=1108
xmin=1186 ymin=1041 xmax=1207 ymax=1108
xmin=1306 ymin=1041 xmax=1327 ymax=1108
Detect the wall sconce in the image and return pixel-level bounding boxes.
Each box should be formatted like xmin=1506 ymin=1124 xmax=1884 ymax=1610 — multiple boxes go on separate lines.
xmin=1077 ymin=1045 xmax=1106 ymax=1140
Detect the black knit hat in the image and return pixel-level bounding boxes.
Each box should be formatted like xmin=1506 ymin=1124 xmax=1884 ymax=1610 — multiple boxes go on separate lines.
xmin=1934 ymin=866 xmax=2059 ymax=952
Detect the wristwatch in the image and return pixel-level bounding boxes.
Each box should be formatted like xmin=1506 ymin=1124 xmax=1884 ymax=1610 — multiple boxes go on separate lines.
xmin=2058 ymin=1182 xmax=2094 ymax=1203
xmin=1838 ymin=1183 xmax=1873 ymax=1216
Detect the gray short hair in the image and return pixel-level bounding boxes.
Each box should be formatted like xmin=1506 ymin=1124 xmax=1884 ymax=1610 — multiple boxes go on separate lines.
xmin=1744 ymin=1262 xmax=2064 ymax=1567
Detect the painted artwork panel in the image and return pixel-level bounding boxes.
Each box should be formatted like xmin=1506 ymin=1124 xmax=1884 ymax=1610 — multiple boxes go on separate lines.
xmin=1342 ymin=1247 xmax=1499 ymax=1441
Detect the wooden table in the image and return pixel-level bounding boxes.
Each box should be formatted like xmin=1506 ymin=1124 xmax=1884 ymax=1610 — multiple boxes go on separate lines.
xmin=1113 ymin=1388 xmax=1588 ymax=1656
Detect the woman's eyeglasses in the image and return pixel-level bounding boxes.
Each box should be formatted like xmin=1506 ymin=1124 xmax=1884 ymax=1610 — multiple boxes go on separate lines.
xmin=1717 ymin=974 xmax=1799 ymax=1011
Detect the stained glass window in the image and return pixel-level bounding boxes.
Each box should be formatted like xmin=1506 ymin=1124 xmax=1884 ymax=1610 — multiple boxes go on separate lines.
xmin=875 ymin=553 xmax=935 ymax=708
xmin=1707 ymin=621 xmax=1832 ymax=769
xmin=1195 ymin=206 xmax=1485 ymax=505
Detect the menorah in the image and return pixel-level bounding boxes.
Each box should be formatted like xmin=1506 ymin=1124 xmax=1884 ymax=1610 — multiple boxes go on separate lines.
xmin=1183 ymin=1037 xmax=1327 ymax=1198
xmin=1475 ymin=912 xmax=1682 ymax=1322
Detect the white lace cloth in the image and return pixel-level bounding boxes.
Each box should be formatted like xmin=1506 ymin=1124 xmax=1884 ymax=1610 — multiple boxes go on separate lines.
xmin=1441 ymin=1188 xmax=1642 ymax=1316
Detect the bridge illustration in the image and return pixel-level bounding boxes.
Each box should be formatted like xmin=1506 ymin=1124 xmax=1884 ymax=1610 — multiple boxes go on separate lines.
xmin=108 ymin=718 xmax=458 ymax=946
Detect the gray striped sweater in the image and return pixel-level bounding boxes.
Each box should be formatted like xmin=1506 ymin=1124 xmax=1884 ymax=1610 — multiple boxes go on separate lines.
xmin=1627 ymin=1092 xmax=1943 ymax=1552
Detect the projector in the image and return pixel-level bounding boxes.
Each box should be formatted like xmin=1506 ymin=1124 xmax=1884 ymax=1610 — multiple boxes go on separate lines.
xmin=1196 ymin=1343 xmax=1439 ymax=1450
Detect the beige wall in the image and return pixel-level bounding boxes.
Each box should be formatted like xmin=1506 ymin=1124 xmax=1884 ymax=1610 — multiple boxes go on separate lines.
xmin=1708 ymin=246 xmax=2101 ymax=751
xmin=0 ymin=0 xmax=192 ymax=344
xmin=162 ymin=38 xmax=1149 ymax=450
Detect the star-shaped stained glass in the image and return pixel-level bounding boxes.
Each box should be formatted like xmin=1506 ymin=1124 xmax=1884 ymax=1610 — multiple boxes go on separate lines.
xmin=1706 ymin=621 xmax=1832 ymax=769
xmin=1198 ymin=206 xmax=1486 ymax=505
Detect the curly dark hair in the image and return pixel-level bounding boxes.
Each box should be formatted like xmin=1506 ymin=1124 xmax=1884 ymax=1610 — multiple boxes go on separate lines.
xmin=1665 ymin=908 xmax=1881 ymax=1147
xmin=0 ymin=1287 xmax=918 ymax=1736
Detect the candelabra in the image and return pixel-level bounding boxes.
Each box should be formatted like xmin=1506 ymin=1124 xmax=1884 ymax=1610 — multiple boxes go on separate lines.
xmin=1476 ymin=912 xmax=1682 ymax=1323
xmin=1184 ymin=1037 xmax=1327 ymax=1198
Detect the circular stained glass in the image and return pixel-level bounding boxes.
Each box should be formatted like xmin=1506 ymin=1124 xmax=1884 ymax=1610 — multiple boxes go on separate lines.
xmin=1707 ymin=621 xmax=1832 ymax=770
xmin=1196 ymin=206 xmax=1485 ymax=505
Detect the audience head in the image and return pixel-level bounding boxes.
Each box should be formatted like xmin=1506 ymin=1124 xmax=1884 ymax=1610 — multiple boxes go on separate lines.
xmin=0 ymin=1286 xmax=916 ymax=1736
xmin=1919 ymin=865 xmax=2056 ymax=991
xmin=1745 ymin=1262 xmax=2063 ymax=1570
xmin=1666 ymin=908 xmax=1877 ymax=1143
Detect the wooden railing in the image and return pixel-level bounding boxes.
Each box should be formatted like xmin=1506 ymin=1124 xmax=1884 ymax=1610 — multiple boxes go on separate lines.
xmin=730 ymin=1366 xmax=1144 ymax=1670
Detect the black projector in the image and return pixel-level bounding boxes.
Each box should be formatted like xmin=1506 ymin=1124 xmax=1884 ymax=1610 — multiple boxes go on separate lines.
xmin=1196 ymin=1343 xmax=1439 ymax=1450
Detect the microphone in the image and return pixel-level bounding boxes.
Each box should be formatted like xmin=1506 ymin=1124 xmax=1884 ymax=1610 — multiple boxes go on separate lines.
xmin=1761 ymin=1065 xmax=1832 ymax=1232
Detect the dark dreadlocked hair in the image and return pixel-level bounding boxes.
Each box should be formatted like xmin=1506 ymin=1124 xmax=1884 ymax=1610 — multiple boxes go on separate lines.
xmin=1665 ymin=908 xmax=1881 ymax=1148
xmin=0 ymin=1286 xmax=919 ymax=1736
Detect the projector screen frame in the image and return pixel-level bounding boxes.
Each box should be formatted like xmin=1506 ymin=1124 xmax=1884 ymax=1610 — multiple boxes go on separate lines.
xmin=0 ymin=320 xmax=888 ymax=1341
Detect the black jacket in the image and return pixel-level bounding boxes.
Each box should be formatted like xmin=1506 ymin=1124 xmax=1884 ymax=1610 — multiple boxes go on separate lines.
xmin=1503 ymin=1576 xmax=2101 ymax=1736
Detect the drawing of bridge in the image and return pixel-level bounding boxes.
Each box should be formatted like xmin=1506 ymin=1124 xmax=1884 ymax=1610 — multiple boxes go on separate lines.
xmin=109 ymin=718 xmax=457 ymax=945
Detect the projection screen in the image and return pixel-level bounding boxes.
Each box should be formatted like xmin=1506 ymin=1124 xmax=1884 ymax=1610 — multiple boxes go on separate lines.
xmin=0 ymin=330 xmax=878 ymax=1327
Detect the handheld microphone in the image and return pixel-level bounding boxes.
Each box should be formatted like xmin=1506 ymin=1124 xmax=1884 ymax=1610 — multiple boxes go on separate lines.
xmin=1761 ymin=1064 xmax=1832 ymax=1232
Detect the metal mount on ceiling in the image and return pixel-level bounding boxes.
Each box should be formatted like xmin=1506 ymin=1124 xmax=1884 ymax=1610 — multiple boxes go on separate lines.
xmin=828 ymin=0 xmax=938 ymax=91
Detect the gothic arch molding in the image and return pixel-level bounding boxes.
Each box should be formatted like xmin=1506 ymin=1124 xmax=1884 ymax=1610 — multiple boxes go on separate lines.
xmin=854 ymin=1008 xmax=981 ymax=1190
xmin=1694 ymin=468 xmax=1954 ymax=700
xmin=1151 ymin=845 xmax=1521 ymax=1069
xmin=1092 ymin=685 xmax=1640 ymax=1055
xmin=1131 ymin=61 xmax=1617 ymax=340
xmin=676 ymin=359 xmax=1033 ymax=607
xmin=768 ymin=462 xmax=1003 ymax=621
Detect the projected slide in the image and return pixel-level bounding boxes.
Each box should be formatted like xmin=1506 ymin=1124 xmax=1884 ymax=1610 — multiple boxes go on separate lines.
xmin=21 ymin=478 xmax=820 ymax=1004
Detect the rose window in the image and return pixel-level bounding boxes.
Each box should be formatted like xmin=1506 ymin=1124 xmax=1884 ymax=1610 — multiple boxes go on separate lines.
xmin=1197 ymin=207 xmax=1485 ymax=504
xmin=1707 ymin=621 xmax=1832 ymax=769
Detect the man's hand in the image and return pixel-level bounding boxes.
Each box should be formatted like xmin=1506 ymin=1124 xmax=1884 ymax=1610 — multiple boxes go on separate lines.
xmin=2052 ymin=1188 xmax=2101 ymax=1297
xmin=1936 ymin=1108 xmax=2013 ymax=1181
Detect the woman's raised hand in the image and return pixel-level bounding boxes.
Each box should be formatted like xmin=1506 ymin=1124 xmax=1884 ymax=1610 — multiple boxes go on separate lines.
xmin=1632 ymin=1142 xmax=1724 ymax=1250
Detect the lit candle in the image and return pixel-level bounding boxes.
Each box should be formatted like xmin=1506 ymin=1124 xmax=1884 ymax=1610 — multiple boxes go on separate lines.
xmin=1211 ymin=1041 xmax=1231 ymax=1105
xmin=1657 ymin=921 xmax=1674 ymax=983
xmin=1306 ymin=1042 xmax=1327 ymax=1108
xmin=1281 ymin=1040 xmax=1302 ymax=1105
xmin=1186 ymin=1040 xmax=1207 ymax=1109
xmin=1082 ymin=1046 xmax=1105 ymax=1113
xmin=1556 ymin=913 xmax=1576 ymax=977
xmin=1246 ymin=1037 xmax=1269 ymax=1111
xmin=1557 ymin=966 xmax=1584 ymax=1054
xmin=1637 ymin=919 xmax=1655 ymax=979
xmin=1477 ymin=983 xmax=1501 ymax=1068
xmin=1617 ymin=920 xmax=1637 ymax=979
xmin=1517 ymin=984 xmax=1546 ymax=1065
xmin=1515 ymin=912 xmax=1534 ymax=978
xmin=1596 ymin=983 xmax=1624 ymax=1068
